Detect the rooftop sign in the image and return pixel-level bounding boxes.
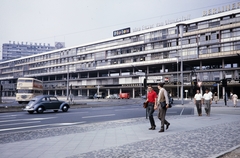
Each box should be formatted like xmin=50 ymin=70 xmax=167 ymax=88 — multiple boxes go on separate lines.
xmin=202 ymin=2 xmax=240 ymax=16
xmin=113 ymin=27 xmax=131 ymax=37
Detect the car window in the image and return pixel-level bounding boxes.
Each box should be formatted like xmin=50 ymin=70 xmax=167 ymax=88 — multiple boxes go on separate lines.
xmin=41 ymin=97 xmax=50 ymax=102
xmin=49 ymin=97 xmax=58 ymax=101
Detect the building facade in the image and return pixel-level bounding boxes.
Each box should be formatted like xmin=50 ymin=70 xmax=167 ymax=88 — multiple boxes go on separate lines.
xmin=1 ymin=42 xmax=56 ymax=60
xmin=1 ymin=8 xmax=240 ymax=99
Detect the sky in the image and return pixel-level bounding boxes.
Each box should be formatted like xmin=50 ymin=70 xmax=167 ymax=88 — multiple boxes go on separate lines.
xmin=0 ymin=0 xmax=237 ymax=55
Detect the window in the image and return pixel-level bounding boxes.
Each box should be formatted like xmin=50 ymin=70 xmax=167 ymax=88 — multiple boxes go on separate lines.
xmin=222 ymin=43 xmax=232 ymax=52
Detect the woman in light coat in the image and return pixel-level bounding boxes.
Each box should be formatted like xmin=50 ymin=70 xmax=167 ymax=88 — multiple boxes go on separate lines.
xmin=232 ymin=93 xmax=238 ymax=107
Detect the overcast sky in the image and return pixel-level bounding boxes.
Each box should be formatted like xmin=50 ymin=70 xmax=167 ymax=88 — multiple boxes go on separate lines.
xmin=0 ymin=0 xmax=237 ymax=52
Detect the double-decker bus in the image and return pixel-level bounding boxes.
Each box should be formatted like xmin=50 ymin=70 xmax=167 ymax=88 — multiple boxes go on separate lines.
xmin=16 ymin=78 xmax=43 ymax=104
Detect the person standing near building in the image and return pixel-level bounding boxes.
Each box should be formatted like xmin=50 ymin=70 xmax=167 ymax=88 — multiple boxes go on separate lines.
xmin=232 ymin=93 xmax=238 ymax=107
xmin=209 ymin=90 xmax=213 ymax=101
xmin=194 ymin=90 xmax=202 ymax=116
xmin=202 ymin=88 xmax=212 ymax=116
xmin=230 ymin=92 xmax=233 ymax=99
xmin=145 ymin=84 xmax=157 ymax=130
xmin=214 ymin=92 xmax=218 ymax=104
xmin=155 ymin=83 xmax=170 ymax=133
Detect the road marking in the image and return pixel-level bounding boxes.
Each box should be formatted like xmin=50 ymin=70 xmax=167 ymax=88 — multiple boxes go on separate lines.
xmin=115 ymin=108 xmax=141 ymax=111
xmin=56 ymin=112 xmax=89 ymax=115
xmin=0 ymin=122 xmax=86 ymax=132
xmin=82 ymin=114 xmax=115 ymax=119
xmin=50 ymin=122 xmax=86 ymax=126
xmin=167 ymin=112 xmax=178 ymax=114
xmin=180 ymin=108 xmax=185 ymax=115
xmin=0 ymin=115 xmax=18 ymax=118
xmin=0 ymin=117 xmax=56 ymax=123
xmin=0 ymin=121 xmax=41 ymax=127
xmin=0 ymin=124 xmax=49 ymax=132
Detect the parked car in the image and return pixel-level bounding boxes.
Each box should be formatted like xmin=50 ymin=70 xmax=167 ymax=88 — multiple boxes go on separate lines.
xmin=23 ymin=95 xmax=70 ymax=114
xmin=105 ymin=95 xmax=115 ymax=99
xmin=113 ymin=94 xmax=120 ymax=99
xmin=120 ymin=93 xmax=130 ymax=99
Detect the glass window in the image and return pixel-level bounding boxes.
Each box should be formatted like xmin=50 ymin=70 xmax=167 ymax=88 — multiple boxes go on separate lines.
xmin=199 ymin=46 xmax=207 ymax=54
xmin=225 ymin=64 xmax=231 ymax=68
xmin=222 ymin=43 xmax=232 ymax=52
xmin=221 ymin=30 xmax=231 ymax=38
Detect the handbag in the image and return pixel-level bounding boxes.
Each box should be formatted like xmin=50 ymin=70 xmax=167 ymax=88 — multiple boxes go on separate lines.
xmin=160 ymin=101 xmax=172 ymax=108
xmin=160 ymin=101 xmax=166 ymax=108
xmin=143 ymin=101 xmax=148 ymax=108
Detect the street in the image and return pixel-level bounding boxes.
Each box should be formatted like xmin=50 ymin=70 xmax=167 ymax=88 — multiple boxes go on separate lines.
xmin=0 ymin=98 xmax=194 ymax=134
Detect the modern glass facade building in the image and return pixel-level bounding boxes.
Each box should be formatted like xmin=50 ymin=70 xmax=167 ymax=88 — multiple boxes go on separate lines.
xmin=1 ymin=8 xmax=240 ymax=98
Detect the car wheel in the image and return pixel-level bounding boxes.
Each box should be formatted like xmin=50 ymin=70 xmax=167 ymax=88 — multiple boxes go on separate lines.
xmin=62 ymin=105 xmax=69 ymax=112
xmin=54 ymin=110 xmax=58 ymax=112
xmin=18 ymin=101 xmax=22 ymax=104
xmin=36 ymin=106 xmax=44 ymax=114
xmin=28 ymin=111 xmax=34 ymax=114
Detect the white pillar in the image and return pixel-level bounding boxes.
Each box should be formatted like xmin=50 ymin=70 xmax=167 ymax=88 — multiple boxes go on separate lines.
xmin=132 ymin=88 xmax=135 ymax=98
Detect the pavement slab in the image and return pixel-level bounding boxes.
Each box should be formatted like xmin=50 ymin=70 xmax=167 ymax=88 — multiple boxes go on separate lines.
xmin=0 ymin=113 xmax=239 ymax=158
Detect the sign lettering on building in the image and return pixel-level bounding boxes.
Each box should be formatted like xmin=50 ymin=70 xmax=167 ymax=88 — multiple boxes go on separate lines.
xmin=202 ymin=2 xmax=240 ymax=16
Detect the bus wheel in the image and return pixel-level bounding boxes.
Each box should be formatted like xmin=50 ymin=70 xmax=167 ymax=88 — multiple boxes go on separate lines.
xmin=28 ymin=111 xmax=34 ymax=114
xmin=36 ymin=107 xmax=44 ymax=114
xmin=62 ymin=105 xmax=69 ymax=112
xmin=18 ymin=101 xmax=22 ymax=104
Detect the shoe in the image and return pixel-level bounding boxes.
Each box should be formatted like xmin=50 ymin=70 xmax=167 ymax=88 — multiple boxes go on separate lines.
xmin=166 ymin=123 xmax=170 ymax=130
xmin=149 ymin=126 xmax=156 ymax=130
xmin=158 ymin=129 xmax=164 ymax=133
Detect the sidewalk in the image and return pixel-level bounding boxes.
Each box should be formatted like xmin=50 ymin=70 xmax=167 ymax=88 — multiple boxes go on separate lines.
xmin=0 ymin=101 xmax=240 ymax=158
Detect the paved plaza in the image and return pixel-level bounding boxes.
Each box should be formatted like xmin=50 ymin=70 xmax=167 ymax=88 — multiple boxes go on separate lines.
xmin=0 ymin=100 xmax=240 ymax=158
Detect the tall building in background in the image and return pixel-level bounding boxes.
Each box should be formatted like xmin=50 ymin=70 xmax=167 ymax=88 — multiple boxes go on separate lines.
xmin=1 ymin=41 xmax=64 ymax=60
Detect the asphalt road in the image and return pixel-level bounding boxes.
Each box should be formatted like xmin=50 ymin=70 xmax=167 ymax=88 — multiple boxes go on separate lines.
xmin=0 ymin=99 xmax=193 ymax=134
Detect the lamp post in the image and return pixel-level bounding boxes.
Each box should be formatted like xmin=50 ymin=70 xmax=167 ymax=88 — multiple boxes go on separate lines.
xmin=177 ymin=23 xmax=186 ymax=105
xmin=66 ymin=65 xmax=69 ymax=100
xmin=132 ymin=65 xmax=148 ymax=119
xmin=175 ymin=55 xmax=180 ymax=100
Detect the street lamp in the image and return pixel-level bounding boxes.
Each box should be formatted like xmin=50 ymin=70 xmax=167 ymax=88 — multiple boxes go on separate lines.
xmin=175 ymin=55 xmax=180 ymax=100
xmin=177 ymin=23 xmax=186 ymax=105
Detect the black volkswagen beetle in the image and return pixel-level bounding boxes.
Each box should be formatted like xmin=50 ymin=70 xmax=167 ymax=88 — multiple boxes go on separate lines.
xmin=24 ymin=95 xmax=70 ymax=114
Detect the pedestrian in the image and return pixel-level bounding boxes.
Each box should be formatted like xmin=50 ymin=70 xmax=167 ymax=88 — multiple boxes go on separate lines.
xmin=194 ymin=89 xmax=202 ymax=116
xmin=209 ymin=90 xmax=213 ymax=101
xmin=145 ymin=84 xmax=157 ymax=130
xmin=202 ymin=88 xmax=212 ymax=116
xmin=214 ymin=92 xmax=218 ymax=104
xmin=155 ymin=82 xmax=170 ymax=133
xmin=230 ymin=92 xmax=233 ymax=99
xmin=232 ymin=93 xmax=238 ymax=107
xmin=224 ymin=92 xmax=228 ymax=106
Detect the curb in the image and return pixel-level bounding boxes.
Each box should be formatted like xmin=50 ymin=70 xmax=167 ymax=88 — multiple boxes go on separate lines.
xmin=210 ymin=144 xmax=240 ymax=158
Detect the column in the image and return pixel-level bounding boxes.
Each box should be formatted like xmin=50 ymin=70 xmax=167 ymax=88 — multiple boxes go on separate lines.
xmin=107 ymin=89 xmax=110 ymax=96
xmin=55 ymin=90 xmax=57 ymax=96
xmin=119 ymin=88 xmax=122 ymax=94
xmin=62 ymin=90 xmax=64 ymax=96
xmin=132 ymin=88 xmax=135 ymax=98
xmin=162 ymin=64 xmax=165 ymax=73
xmin=87 ymin=89 xmax=89 ymax=96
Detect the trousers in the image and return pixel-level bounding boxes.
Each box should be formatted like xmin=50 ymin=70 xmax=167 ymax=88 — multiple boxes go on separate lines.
xmin=147 ymin=102 xmax=156 ymax=127
xmin=195 ymin=100 xmax=202 ymax=115
xmin=158 ymin=106 xmax=169 ymax=129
